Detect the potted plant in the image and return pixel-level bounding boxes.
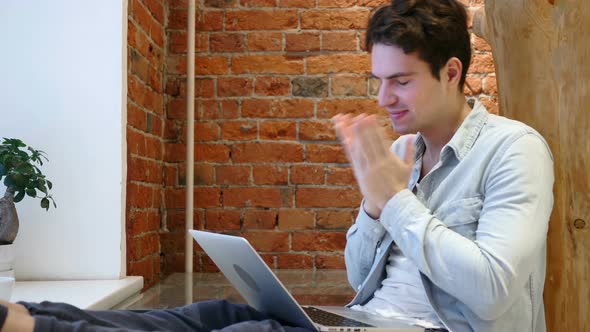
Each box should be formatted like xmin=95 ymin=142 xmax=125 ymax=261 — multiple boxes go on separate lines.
xmin=0 ymin=138 xmax=56 ymax=277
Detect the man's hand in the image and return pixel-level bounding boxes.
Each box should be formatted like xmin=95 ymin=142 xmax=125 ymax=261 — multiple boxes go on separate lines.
xmin=332 ymin=114 xmax=415 ymax=213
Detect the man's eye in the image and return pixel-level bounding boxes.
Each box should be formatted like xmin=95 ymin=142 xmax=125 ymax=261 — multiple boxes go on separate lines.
xmin=397 ymin=80 xmax=409 ymax=86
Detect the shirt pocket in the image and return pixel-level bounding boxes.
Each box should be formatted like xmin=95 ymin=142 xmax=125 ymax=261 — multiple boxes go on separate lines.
xmin=433 ymin=196 xmax=483 ymax=240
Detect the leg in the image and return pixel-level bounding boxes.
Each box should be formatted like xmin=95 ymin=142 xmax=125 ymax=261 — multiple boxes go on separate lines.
xmin=19 ymin=300 xmax=304 ymax=332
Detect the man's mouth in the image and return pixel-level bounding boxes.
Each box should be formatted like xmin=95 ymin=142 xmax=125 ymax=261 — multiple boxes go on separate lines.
xmin=388 ymin=110 xmax=409 ymax=121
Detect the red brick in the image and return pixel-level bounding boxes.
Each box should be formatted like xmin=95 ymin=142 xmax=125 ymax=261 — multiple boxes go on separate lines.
xmin=166 ymin=209 xmax=205 ymax=231
xmin=128 ymin=20 xmax=164 ymax=67
xmin=307 ymin=53 xmax=371 ymax=74
xmin=286 ymin=32 xmax=320 ymax=52
xmin=255 ymin=76 xmax=291 ymax=96
xmin=291 ymin=165 xmax=325 ymax=184
xmin=278 ymin=209 xmax=315 ymax=230
xmin=129 ymin=210 xmax=161 ymax=235
xmin=196 ymin=143 xmax=231 ymax=162
xmin=195 ymin=188 xmax=222 ymax=208
xmin=317 ymin=98 xmax=379 ymax=118
xmin=247 ymin=32 xmax=283 ymax=51
xmin=315 ymin=255 xmax=346 ymax=269
xmin=223 ymin=188 xmax=285 ymax=208
xmin=206 ymin=210 xmax=241 ymax=230
xmin=318 ymin=0 xmax=356 ymax=6
xmin=242 ymin=99 xmax=314 ymax=118
xmin=472 ymin=34 xmax=492 ymax=52
xmin=296 ymin=187 xmax=361 ymax=208
xmin=164 ymin=164 xmax=178 ymax=186
xmin=160 ymin=231 xmax=184 ymax=253
xmin=169 ymin=9 xmax=224 ymax=31
xmin=242 ymin=232 xmax=289 ymax=251
xmin=167 ymin=55 xmax=230 ymax=75
xmin=205 ymin=0 xmax=239 ymax=7
xmin=128 ymin=257 xmax=157 ymax=281
xmin=128 ymin=103 xmax=148 ymax=132
xmin=130 ymin=0 xmax=165 ymax=48
xmin=127 ymin=182 xmax=156 ymax=209
xmin=278 ymin=0 xmax=315 ymax=7
xmin=322 ymin=31 xmax=357 ymax=51
xmin=259 ymin=121 xmax=297 ymax=140
xmin=169 ymin=0 xmax=188 ymax=7
xmin=128 ymin=74 xmax=164 ymax=115
xmin=331 ymin=75 xmax=367 ymax=96
xmin=470 ymin=53 xmax=495 ymax=74
xmin=210 ymin=33 xmax=246 ymax=52
xmin=306 ymin=144 xmax=347 ymax=163
xmin=301 ymin=9 xmax=369 ymax=29
xmin=221 ymin=100 xmax=241 ymax=119
xmin=483 ymin=75 xmax=497 ymax=95
xmin=168 ymin=31 xmax=208 ymax=54
xmin=194 ymin=122 xmax=219 ymax=141
xmin=127 ymin=128 xmax=147 ymax=156
xmin=221 ymin=121 xmax=258 ymax=140
xmin=128 ymin=157 xmax=163 ymax=184
xmin=142 ymin=0 xmax=166 ymax=24
xmin=192 ymin=164 xmax=216 ymax=185
xmin=226 ymin=10 xmax=297 ymax=30
xmin=144 ymin=135 xmax=164 ymax=160
xmin=326 ymin=167 xmax=355 ymax=185
xmin=240 ymin=0 xmax=276 ymax=6
xmin=232 ymin=142 xmax=303 ymax=162
xmin=479 ymin=96 xmax=499 ymax=114
xmin=198 ymin=100 xmax=222 ymax=120
xmin=218 ymin=77 xmax=254 ymax=97
xmin=316 ymin=210 xmax=353 ymax=229
xmin=232 ymin=55 xmax=304 ymax=74
xmin=464 ymin=76 xmax=483 ymax=96
xmin=277 ymin=254 xmax=314 ymax=268
xmin=299 ymin=120 xmax=337 ymax=141
xmin=216 ymin=165 xmax=251 ymax=184
xmin=253 ymin=165 xmax=289 ymax=185
xmin=244 ymin=209 xmax=277 ymax=229
xmin=292 ymin=232 xmax=346 ymax=251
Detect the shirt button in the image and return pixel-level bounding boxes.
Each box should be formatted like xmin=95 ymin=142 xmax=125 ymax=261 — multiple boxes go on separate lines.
xmin=376 ymin=248 xmax=381 ymax=254
xmin=357 ymin=285 xmax=362 ymax=291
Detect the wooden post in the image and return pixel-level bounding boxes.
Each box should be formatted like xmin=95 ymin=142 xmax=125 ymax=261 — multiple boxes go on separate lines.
xmin=473 ymin=1 xmax=590 ymax=330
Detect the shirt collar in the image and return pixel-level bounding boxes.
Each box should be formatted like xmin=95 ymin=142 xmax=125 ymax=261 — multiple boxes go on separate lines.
xmin=413 ymin=99 xmax=489 ymax=162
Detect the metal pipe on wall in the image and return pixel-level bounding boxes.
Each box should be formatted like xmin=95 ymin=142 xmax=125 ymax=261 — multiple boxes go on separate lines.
xmin=185 ymin=0 xmax=196 ymax=278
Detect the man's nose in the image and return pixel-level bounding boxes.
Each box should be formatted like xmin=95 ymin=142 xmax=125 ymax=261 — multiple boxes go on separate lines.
xmin=378 ymin=83 xmax=398 ymax=107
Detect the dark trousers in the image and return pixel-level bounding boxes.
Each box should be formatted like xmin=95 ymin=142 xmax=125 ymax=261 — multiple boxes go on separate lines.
xmin=20 ymin=300 xmax=313 ymax=332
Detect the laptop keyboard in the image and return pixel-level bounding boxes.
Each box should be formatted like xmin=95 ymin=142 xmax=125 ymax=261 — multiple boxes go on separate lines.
xmin=303 ymin=307 xmax=374 ymax=327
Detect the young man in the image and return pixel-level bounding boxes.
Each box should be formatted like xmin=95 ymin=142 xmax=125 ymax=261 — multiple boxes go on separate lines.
xmin=0 ymin=1 xmax=552 ymax=331
xmin=332 ymin=0 xmax=554 ymax=331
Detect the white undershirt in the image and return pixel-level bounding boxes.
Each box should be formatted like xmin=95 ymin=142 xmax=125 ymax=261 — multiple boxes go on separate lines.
xmin=356 ymin=245 xmax=442 ymax=328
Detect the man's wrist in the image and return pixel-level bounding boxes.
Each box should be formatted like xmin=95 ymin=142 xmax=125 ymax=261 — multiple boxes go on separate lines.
xmin=363 ymin=200 xmax=381 ymax=220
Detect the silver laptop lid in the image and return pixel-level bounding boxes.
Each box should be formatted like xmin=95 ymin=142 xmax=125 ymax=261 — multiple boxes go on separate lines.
xmin=189 ymin=230 xmax=317 ymax=331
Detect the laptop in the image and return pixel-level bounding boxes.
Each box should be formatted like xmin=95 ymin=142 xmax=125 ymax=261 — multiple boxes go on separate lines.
xmin=190 ymin=230 xmax=426 ymax=332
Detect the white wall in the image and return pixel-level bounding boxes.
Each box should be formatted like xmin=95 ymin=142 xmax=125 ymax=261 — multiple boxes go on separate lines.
xmin=0 ymin=0 xmax=127 ymax=280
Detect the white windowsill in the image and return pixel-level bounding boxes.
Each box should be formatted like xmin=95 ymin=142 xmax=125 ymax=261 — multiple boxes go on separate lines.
xmin=10 ymin=276 xmax=143 ymax=309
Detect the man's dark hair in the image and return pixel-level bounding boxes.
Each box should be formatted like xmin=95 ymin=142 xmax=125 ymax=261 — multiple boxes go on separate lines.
xmin=366 ymin=0 xmax=471 ymax=89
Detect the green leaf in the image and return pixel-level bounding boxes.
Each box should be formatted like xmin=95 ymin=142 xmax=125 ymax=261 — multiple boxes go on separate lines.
xmin=0 ymin=164 xmax=5 ymax=177
xmin=14 ymin=190 xmax=25 ymax=203
xmin=3 ymin=175 xmax=15 ymax=188
xmin=41 ymin=197 xmax=50 ymax=210
xmin=37 ymin=179 xmax=48 ymax=194
xmin=26 ymin=188 xmax=37 ymax=198
xmin=47 ymin=180 xmax=53 ymax=190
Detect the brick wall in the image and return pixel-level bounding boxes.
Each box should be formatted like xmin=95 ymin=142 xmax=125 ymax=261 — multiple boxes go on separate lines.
xmin=156 ymin=0 xmax=497 ymax=275
xmin=124 ymin=0 xmax=497 ymax=283
xmin=127 ymin=0 xmax=167 ymax=288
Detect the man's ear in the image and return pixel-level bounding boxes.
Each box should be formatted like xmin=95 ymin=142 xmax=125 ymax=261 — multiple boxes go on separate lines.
xmin=443 ymin=57 xmax=463 ymax=89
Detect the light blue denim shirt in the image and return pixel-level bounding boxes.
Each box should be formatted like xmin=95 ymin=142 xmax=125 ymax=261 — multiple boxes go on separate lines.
xmin=345 ymin=101 xmax=554 ymax=332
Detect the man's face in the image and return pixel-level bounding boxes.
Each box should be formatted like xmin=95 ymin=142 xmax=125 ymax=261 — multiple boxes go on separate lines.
xmin=371 ymin=43 xmax=449 ymax=136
